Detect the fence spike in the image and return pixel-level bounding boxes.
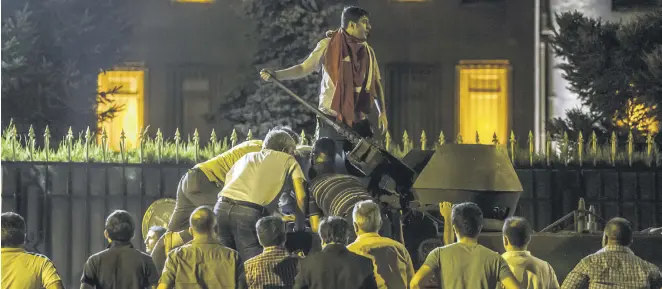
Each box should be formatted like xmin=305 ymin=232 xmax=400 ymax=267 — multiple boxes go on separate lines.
xmin=591 ymin=131 xmax=598 ymax=167
xmin=627 ymin=130 xmax=633 ymax=167
xmin=120 ymin=129 xmax=127 ymax=163
xmin=421 ymin=130 xmax=427 ymax=151
xmin=562 ymin=131 xmax=569 ymax=166
xmin=578 ymin=131 xmax=584 ymax=166
xmin=101 ymin=127 xmax=108 ymax=162
xmin=509 ymin=131 xmax=516 ymax=164
xmin=156 ymin=128 xmax=163 ymax=164
xmin=221 ymin=136 xmax=228 ymax=152
xmin=174 ymin=128 xmax=181 ymax=164
xmin=438 ymin=131 xmax=445 ymax=147
xmin=66 ymin=127 xmax=74 ymax=162
xmin=475 ymin=131 xmax=480 ymax=144
xmin=546 ymin=132 xmax=552 ymax=167
xmin=193 ymin=129 xmax=200 ymax=163
xmin=402 ymin=130 xmax=411 ymax=154
xmin=609 ymin=131 xmax=618 ymax=166
xmin=210 ymin=129 xmax=218 ymax=155
xmin=44 ymin=126 xmax=51 ymax=162
xmin=10 ymin=123 xmax=17 ymax=161
xmin=300 ymin=130 xmax=307 ymax=146
xmin=84 ymin=126 xmax=91 ymax=162
xmin=456 ymin=133 xmax=463 ymax=144
xmin=646 ymin=133 xmax=654 ymax=167
xmin=246 ymin=129 xmax=253 ymax=141
xmin=139 ymin=126 xmax=149 ymax=163
xmin=492 ymin=132 xmax=499 ymax=145
xmin=231 ymin=129 xmax=238 ymax=147
xmin=28 ymin=125 xmax=35 ymax=161
xmin=385 ymin=131 xmax=392 ymax=152
xmin=528 ymin=131 xmax=534 ymax=167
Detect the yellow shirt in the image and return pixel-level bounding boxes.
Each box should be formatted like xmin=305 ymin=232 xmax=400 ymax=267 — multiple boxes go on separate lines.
xmin=220 ymin=150 xmax=304 ymax=206
xmin=196 ymin=140 xmax=263 ymax=184
xmin=1 ymin=247 xmax=62 ymax=289
xmin=347 ymin=233 xmax=415 ymax=289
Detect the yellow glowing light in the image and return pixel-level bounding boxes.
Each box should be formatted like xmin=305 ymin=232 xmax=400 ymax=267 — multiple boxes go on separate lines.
xmin=456 ymin=61 xmax=510 ymax=144
xmin=97 ymin=70 xmax=145 ymax=151
xmin=614 ymin=97 xmax=659 ymax=136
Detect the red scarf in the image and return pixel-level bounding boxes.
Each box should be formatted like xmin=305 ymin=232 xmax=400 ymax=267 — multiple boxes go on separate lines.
xmin=324 ymin=29 xmax=378 ymax=127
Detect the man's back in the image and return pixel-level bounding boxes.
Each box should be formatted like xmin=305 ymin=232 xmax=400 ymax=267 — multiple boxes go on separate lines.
xmin=221 ymin=149 xmax=303 ymax=207
xmin=423 ymin=243 xmax=513 ymax=289
xmin=2 ymin=248 xmax=62 ymax=289
xmin=294 ymin=244 xmax=377 ymax=289
xmin=244 ymin=246 xmax=299 ymax=289
xmin=347 ymin=233 xmax=414 ymax=289
xmin=159 ymin=241 xmax=241 ymax=289
xmin=561 ymin=245 xmax=662 ymax=289
xmin=501 ymin=251 xmax=559 ymax=289
xmin=81 ymin=242 xmax=159 ymax=289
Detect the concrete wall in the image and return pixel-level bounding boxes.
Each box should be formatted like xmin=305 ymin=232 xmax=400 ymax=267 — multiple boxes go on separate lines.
xmin=124 ymin=0 xmax=257 ymax=139
xmin=358 ymin=0 xmax=535 ymax=143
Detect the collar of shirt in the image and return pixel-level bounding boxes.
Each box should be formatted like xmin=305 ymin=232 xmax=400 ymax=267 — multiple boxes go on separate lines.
xmin=598 ymin=245 xmax=634 ymax=254
xmin=263 ymin=246 xmax=288 ymax=254
xmin=107 ymin=241 xmax=134 ymax=249
xmin=502 ymin=250 xmax=532 ymax=259
xmin=1 ymin=247 xmax=25 ymax=253
xmin=190 ymin=238 xmax=221 ymax=245
xmin=355 ymin=232 xmax=381 ymax=242
xmin=323 ymin=243 xmax=349 ymax=253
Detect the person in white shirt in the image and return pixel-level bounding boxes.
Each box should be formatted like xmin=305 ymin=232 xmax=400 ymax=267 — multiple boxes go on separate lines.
xmin=213 ymin=129 xmax=307 ymax=262
xmin=501 ymin=217 xmax=560 ymax=289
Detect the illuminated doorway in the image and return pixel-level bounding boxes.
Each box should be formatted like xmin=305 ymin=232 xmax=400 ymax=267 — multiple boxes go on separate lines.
xmin=97 ymin=68 xmax=145 ymax=151
xmin=456 ymin=60 xmax=510 ymax=144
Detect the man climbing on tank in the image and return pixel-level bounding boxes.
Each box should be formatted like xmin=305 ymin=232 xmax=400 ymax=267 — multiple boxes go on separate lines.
xmin=260 ymin=6 xmax=389 ymax=170
xmin=150 ymin=126 xmax=305 ymax=272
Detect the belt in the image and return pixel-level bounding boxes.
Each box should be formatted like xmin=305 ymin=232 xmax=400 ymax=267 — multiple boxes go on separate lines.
xmin=221 ymin=197 xmax=267 ymax=214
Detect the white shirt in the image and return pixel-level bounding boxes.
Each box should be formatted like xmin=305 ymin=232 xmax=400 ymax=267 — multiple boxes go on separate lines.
xmin=501 ymin=250 xmax=560 ymax=289
xmin=220 ymin=150 xmax=304 ymax=207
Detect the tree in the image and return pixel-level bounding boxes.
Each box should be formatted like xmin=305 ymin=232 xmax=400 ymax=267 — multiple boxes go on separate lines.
xmin=2 ymin=0 xmax=131 ymax=138
xmin=217 ymin=0 xmax=343 ymax=138
xmin=549 ymin=9 xmax=662 ymax=142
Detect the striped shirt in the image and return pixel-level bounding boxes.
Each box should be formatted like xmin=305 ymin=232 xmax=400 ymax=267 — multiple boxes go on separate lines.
xmin=244 ymin=246 xmax=300 ymax=289
xmin=1 ymin=247 xmax=62 ymax=289
xmin=561 ymin=245 xmax=662 ymax=289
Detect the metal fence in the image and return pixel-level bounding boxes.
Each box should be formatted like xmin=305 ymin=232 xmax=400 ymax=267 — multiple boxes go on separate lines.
xmin=2 ymin=161 xmax=661 ymax=288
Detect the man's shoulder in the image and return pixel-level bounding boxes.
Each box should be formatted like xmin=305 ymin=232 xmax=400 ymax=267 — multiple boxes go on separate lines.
xmin=22 ymin=251 xmax=56 ymax=265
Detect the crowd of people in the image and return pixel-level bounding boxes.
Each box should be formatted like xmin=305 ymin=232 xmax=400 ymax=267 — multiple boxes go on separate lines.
xmin=3 ymin=198 xmax=662 ymax=289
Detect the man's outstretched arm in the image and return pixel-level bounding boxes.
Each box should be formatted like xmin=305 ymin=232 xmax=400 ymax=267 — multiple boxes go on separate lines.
xmin=261 ymin=38 xmax=329 ymax=82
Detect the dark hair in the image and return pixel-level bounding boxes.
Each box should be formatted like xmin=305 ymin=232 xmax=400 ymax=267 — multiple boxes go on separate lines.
xmin=1 ymin=212 xmax=26 ymax=247
xmin=451 ymin=202 xmax=483 ymax=238
xmin=105 ymin=210 xmax=135 ymax=241
xmin=149 ymin=226 xmax=167 ymax=238
xmin=319 ymin=216 xmax=349 ymax=245
xmin=503 ymin=217 xmax=532 ymax=248
xmin=190 ymin=206 xmax=216 ymax=234
xmin=256 ymin=216 xmax=286 ymax=247
xmin=273 ymin=126 xmax=300 ymax=144
xmin=341 ymin=6 xmax=369 ymax=29
xmin=312 ymin=138 xmax=336 ymax=165
xmin=604 ymin=217 xmax=633 ymax=246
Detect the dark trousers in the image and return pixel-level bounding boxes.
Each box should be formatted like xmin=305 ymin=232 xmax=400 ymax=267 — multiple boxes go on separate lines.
xmin=213 ymin=201 xmax=267 ymax=262
xmin=168 ymin=168 xmax=220 ymax=232
xmin=316 ymin=118 xmax=375 ymax=176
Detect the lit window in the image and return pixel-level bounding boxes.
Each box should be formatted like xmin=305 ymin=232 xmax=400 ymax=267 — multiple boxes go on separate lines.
xmin=97 ymin=69 xmax=145 ymax=151
xmin=456 ymin=60 xmax=510 ymax=144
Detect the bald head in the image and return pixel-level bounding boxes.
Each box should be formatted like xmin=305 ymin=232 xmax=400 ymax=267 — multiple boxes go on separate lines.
xmin=190 ymin=206 xmax=216 ymax=234
xmin=604 ymin=217 xmax=633 ymax=246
